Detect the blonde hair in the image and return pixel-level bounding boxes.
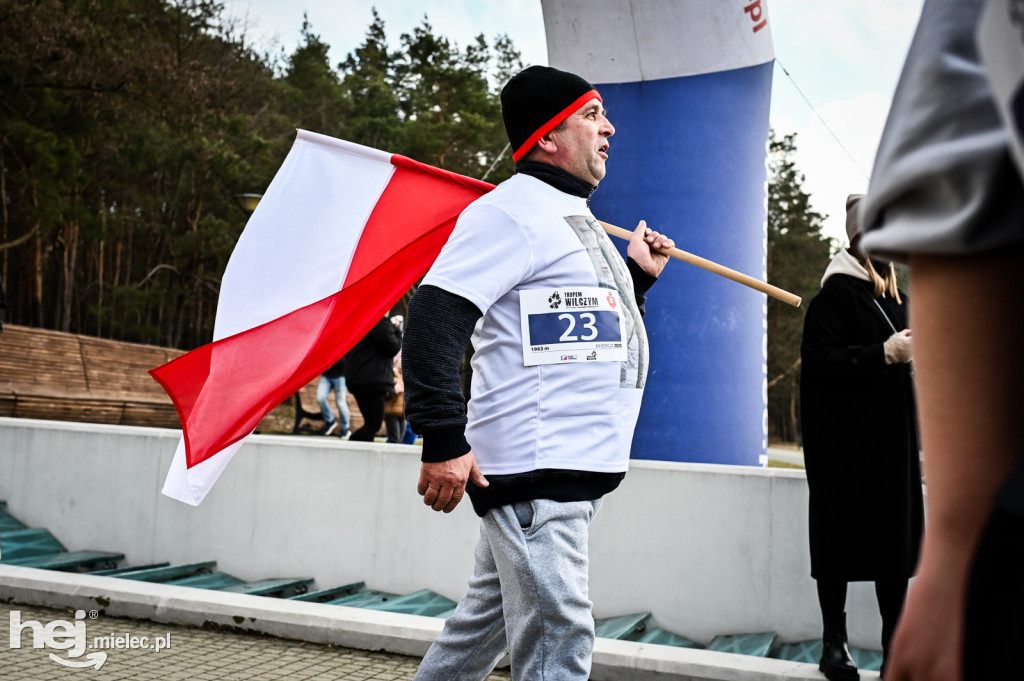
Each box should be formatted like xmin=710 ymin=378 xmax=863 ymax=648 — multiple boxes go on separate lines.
xmin=863 ymin=257 xmax=902 ymax=304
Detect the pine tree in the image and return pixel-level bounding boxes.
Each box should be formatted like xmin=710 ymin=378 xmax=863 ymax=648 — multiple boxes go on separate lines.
xmin=336 ymin=9 xmax=402 ymax=151
xmin=766 ymin=130 xmax=833 ymax=444
xmin=0 ymin=2 xmax=521 ymax=348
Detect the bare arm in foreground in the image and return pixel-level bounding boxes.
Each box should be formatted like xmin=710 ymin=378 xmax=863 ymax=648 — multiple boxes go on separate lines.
xmin=886 ymin=250 xmax=1024 ymax=681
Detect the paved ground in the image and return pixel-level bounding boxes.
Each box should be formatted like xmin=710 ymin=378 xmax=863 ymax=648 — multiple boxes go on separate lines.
xmin=2 ymin=601 xmax=512 ymax=681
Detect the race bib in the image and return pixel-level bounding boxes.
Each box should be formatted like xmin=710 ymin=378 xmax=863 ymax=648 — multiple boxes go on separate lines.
xmin=520 ymin=287 xmax=627 ymax=366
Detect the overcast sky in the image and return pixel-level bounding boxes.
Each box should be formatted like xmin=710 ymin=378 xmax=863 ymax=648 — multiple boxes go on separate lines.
xmin=221 ymin=0 xmax=925 ymax=245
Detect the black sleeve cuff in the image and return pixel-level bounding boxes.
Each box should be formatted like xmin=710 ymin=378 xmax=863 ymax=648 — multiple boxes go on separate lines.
xmin=627 ymin=257 xmax=658 ymax=295
xmin=627 ymin=258 xmax=657 ymax=318
xmin=420 ymin=425 xmax=473 ymax=463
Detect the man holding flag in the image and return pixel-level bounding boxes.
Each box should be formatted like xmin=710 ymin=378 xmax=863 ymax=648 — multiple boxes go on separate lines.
xmin=403 ymin=65 xmax=674 ymax=681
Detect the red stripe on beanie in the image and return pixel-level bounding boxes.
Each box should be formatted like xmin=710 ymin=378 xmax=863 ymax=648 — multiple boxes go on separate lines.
xmin=511 ymin=89 xmax=603 ymax=162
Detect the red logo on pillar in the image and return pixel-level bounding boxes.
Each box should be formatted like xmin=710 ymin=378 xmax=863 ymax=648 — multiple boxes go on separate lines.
xmin=744 ymin=0 xmax=767 ymax=33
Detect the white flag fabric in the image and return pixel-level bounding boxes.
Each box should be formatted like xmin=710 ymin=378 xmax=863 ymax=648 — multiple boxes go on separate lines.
xmin=152 ymin=130 xmax=493 ymax=505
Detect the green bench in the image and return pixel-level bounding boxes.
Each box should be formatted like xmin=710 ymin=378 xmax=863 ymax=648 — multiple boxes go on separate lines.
xmin=90 ymin=562 xmax=171 ymax=576
xmin=632 ymin=627 xmax=700 ymax=647
xmin=772 ymin=640 xmax=882 ymax=672
xmin=288 ymin=581 xmax=366 ymax=603
xmin=166 ymin=571 xmax=246 ymax=590
xmin=112 ymin=561 xmax=218 ymax=582
xmin=0 ymin=527 xmax=65 ymax=560
xmin=0 ymin=502 xmax=28 ymax=532
xmin=707 ymin=632 xmax=778 ymax=657
xmin=363 ymin=588 xmax=457 ymax=617
xmin=222 ymin=577 xmax=314 ymax=598
xmin=0 ymin=527 xmax=123 ymax=571
xmin=326 ymin=589 xmax=400 ymax=608
xmin=595 ymin=612 xmax=651 ymax=640
xmin=113 ymin=560 xmax=312 ymax=596
xmin=594 ymin=612 xmax=700 ymax=648
xmin=4 ymin=550 xmax=125 ymax=571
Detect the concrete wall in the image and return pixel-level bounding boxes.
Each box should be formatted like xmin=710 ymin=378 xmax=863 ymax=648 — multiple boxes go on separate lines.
xmin=0 ymin=417 xmax=890 ymax=649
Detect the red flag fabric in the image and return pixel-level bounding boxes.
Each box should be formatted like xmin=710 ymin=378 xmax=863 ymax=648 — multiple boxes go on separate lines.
xmin=152 ymin=130 xmax=493 ymax=505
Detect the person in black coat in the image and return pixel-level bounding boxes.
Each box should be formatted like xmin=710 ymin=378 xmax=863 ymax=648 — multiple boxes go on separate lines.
xmin=800 ymin=195 xmax=923 ymax=681
xmin=344 ymin=315 xmax=403 ymax=442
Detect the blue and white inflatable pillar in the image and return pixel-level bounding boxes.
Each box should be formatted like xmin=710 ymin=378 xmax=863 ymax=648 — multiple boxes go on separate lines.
xmin=542 ymin=1 xmax=775 ymax=466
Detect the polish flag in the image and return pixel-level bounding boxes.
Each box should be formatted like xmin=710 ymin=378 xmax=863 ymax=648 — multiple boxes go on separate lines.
xmin=151 ymin=130 xmax=493 ymax=505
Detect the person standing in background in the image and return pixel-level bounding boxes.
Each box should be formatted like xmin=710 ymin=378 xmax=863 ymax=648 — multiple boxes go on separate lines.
xmin=345 ymin=314 xmax=403 ymax=442
xmin=800 ymin=194 xmax=923 ymax=680
xmin=384 ymin=347 xmax=406 ymax=444
xmin=316 ymin=357 xmax=350 ymax=438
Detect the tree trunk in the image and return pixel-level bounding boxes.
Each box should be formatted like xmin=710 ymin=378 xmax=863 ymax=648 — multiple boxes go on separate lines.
xmin=31 ymin=183 xmax=43 ymax=327
xmin=61 ymin=220 xmax=79 ymax=332
xmin=32 ymin=225 xmax=43 ymax=327
xmin=97 ymin=238 xmax=105 ymax=337
xmin=1 ymin=148 xmax=7 ymax=280
xmin=788 ymin=389 xmax=797 ymax=445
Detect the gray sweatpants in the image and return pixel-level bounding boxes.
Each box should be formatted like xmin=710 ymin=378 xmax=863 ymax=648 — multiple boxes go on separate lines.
xmin=414 ymin=498 xmax=602 ymax=681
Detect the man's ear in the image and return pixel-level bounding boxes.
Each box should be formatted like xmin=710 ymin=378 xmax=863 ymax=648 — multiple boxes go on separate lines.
xmin=534 ymin=130 xmax=558 ymax=155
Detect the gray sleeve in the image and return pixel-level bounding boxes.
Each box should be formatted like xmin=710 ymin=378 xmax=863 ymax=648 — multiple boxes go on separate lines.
xmin=860 ymin=0 xmax=1024 ymax=262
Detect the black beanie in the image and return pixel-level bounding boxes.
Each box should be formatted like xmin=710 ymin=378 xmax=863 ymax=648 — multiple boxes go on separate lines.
xmin=500 ymin=65 xmax=602 ymax=162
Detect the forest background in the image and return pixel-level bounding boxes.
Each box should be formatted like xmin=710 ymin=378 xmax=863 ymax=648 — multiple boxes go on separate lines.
xmin=0 ymin=0 xmax=834 ymax=443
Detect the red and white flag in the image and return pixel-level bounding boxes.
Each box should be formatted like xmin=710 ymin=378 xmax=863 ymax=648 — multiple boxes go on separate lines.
xmin=151 ymin=130 xmax=493 ymax=505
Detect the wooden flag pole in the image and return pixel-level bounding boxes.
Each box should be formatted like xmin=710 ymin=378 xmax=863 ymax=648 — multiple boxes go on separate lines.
xmin=600 ymin=221 xmax=802 ymax=308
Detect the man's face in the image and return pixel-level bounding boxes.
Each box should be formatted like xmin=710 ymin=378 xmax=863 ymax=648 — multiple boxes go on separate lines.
xmin=548 ymin=98 xmax=615 ymax=185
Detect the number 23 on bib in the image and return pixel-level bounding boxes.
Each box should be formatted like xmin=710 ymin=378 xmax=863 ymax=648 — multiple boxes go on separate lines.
xmin=519 ymin=287 xmax=628 ymax=366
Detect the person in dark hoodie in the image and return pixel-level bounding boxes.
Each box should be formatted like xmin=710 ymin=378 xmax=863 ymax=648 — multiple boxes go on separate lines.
xmin=800 ymin=194 xmax=923 ymax=681
xmin=402 ymin=65 xmax=673 ymax=681
xmin=344 ymin=314 xmax=402 ymax=442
